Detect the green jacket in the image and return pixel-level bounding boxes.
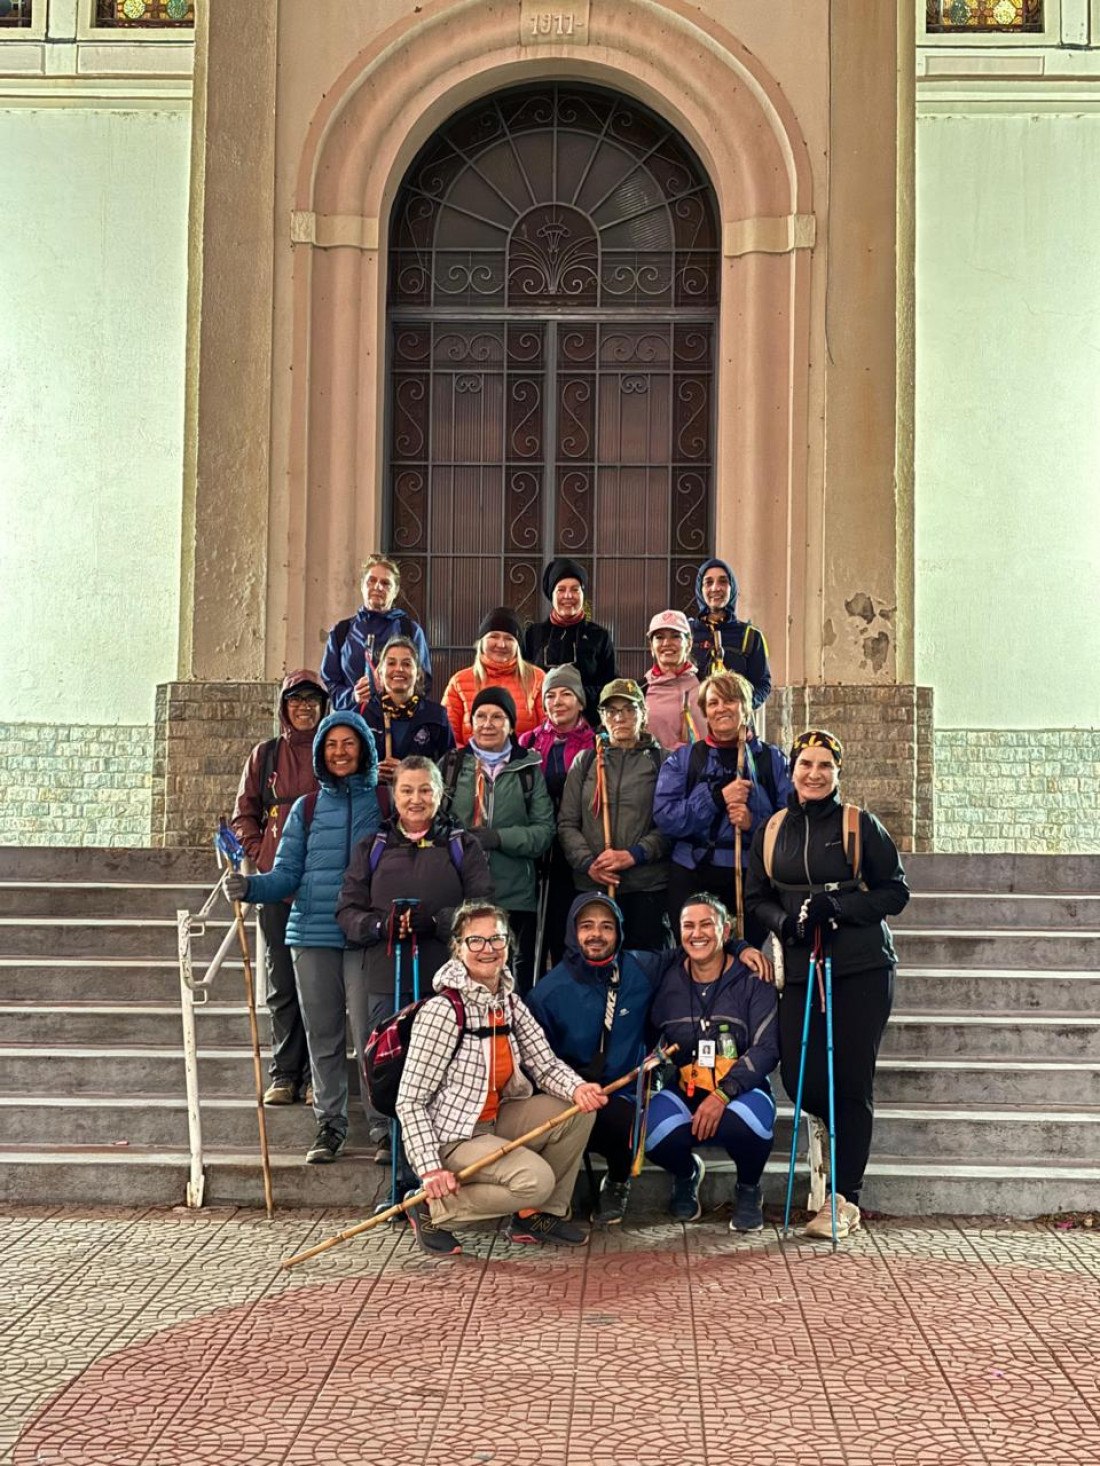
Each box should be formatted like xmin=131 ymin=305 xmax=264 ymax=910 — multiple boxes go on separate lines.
xmin=557 ymin=736 xmax=670 ymax=895
xmin=442 ymin=746 xmax=555 ymax=911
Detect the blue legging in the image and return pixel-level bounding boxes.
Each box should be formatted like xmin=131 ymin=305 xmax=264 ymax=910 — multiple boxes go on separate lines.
xmin=645 ymin=1086 xmax=775 ymax=1186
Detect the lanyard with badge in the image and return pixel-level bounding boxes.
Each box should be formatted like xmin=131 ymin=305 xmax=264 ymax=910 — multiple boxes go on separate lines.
xmin=684 ymin=973 xmax=722 ymax=1097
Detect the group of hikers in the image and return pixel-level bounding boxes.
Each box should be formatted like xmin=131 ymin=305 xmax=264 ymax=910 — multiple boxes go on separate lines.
xmin=228 ymin=553 xmax=909 ymax=1253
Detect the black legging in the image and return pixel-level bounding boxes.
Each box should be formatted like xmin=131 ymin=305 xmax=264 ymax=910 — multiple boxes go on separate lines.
xmin=778 ymin=964 xmax=894 ymax=1204
xmin=586 ymin=1093 xmax=637 ymax=1183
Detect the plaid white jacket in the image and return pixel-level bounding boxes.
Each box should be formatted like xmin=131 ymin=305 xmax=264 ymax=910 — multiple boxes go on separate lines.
xmin=396 ymin=958 xmax=585 ymax=1178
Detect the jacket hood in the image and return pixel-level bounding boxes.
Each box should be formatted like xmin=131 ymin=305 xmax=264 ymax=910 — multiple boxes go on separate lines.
xmin=694 ymin=557 xmax=738 ymax=615
xmin=562 ymin=891 xmax=624 ymax=973
xmin=433 ymin=955 xmax=516 ymax=1008
xmin=278 ymin=668 xmax=328 ymax=736
xmin=311 ymin=710 xmax=379 ymax=787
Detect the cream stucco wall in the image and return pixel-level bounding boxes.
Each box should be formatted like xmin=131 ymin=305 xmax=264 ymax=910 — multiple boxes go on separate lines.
xmin=0 ymin=104 xmax=190 ymax=727
xmin=915 ymin=110 xmax=1100 ymax=730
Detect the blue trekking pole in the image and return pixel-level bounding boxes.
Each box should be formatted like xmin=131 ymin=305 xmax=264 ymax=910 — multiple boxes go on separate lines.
xmin=782 ymin=954 xmax=816 ymax=1237
xmin=388 ymin=931 xmax=404 ymax=1210
xmin=823 ymin=941 xmax=838 ymax=1251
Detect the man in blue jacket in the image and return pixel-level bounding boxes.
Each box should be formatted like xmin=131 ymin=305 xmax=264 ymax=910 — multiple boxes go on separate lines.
xmin=688 ymin=556 xmax=771 ymax=708
xmin=322 ymin=554 xmax=433 ymax=709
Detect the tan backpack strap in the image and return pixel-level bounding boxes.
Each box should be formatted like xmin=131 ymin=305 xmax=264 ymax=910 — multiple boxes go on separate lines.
xmin=762 ymin=809 xmax=787 ymax=881
xmin=843 ymin=804 xmax=863 ymax=884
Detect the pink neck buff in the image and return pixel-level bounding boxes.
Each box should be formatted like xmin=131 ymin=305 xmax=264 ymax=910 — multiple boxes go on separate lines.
xmin=549 ymin=609 xmax=585 ymax=627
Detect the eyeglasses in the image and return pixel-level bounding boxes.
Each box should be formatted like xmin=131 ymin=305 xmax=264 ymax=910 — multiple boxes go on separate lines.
xmin=603 ymin=705 xmax=639 ymax=721
xmin=463 ymin=934 xmax=508 ymax=952
xmin=286 ymin=693 xmax=322 ymax=705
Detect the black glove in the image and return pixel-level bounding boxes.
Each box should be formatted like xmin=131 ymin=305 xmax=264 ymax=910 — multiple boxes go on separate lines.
xmin=225 ymin=872 xmax=249 ymax=903
xmin=779 ymin=915 xmax=802 ymax=947
xmin=470 ymin=827 xmax=501 ymax=851
xmin=798 ymin=892 xmax=841 ymax=941
xmin=407 ymin=905 xmax=436 ymax=936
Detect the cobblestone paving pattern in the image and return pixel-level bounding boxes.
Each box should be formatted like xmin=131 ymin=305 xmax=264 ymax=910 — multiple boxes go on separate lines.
xmin=3 ymin=1204 xmax=1099 ymax=1466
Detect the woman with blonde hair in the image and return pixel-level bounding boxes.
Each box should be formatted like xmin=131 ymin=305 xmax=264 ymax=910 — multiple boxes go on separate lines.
xmin=443 ymin=607 xmax=545 ymax=746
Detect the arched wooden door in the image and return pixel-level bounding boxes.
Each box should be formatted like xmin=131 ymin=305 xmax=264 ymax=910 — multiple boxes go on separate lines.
xmin=385 ymin=82 xmax=720 ymax=682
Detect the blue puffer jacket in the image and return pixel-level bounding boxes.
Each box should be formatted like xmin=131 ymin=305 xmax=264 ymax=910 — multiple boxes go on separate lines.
xmin=687 ymin=556 xmax=772 ymax=707
xmin=322 ymin=606 xmax=432 ymax=708
xmin=653 ymin=735 xmax=792 ymax=871
xmin=243 ymin=711 xmax=381 ymax=948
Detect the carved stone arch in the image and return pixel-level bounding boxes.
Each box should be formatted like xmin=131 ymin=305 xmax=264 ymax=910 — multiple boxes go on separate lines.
xmin=279 ymin=0 xmax=816 ymax=685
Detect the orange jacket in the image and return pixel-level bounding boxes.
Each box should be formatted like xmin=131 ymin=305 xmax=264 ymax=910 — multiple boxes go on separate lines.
xmin=444 ymin=662 xmax=546 ymax=746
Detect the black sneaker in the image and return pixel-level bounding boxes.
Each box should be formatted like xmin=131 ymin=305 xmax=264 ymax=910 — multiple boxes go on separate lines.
xmin=505 ymin=1212 xmax=588 ymax=1247
xmin=668 ymin=1155 xmax=706 ymax=1221
xmin=305 ymin=1123 xmax=346 ymax=1164
xmin=730 ymin=1182 xmax=764 ymax=1234
xmin=405 ymin=1192 xmax=462 ymax=1256
xmin=593 ymin=1175 xmax=631 ymax=1228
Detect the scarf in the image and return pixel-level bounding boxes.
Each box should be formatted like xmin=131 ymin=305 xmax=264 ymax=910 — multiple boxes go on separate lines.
xmin=380 ymin=692 xmax=420 ymax=721
xmin=648 ymin=660 xmax=695 ymax=682
xmin=549 ymin=609 xmax=586 ymax=627
xmin=469 ymin=741 xmax=510 ymax=827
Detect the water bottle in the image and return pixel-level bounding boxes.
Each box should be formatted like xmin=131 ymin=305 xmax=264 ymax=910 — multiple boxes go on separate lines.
xmin=718 ymin=1024 xmax=737 ymax=1060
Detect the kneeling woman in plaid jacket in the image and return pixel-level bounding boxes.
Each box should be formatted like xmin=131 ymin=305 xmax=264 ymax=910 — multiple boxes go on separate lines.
xmin=396 ymin=900 xmax=607 ymax=1256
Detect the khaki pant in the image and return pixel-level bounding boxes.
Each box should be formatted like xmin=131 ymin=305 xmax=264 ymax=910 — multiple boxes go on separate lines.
xmin=430 ymin=1094 xmax=594 ymax=1227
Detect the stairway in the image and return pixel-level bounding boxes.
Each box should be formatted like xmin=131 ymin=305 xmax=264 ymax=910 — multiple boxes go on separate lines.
xmin=1 ymin=848 xmax=1097 ymax=1216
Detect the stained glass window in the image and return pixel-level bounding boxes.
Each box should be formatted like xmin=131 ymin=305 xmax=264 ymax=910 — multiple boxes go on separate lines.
xmin=94 ymin=0 xmax=194 ymax=25
xmin=0 ymin=0 xmax=33 ymax=28
xmin=925 ymin=0 xmax=1043 ymax=31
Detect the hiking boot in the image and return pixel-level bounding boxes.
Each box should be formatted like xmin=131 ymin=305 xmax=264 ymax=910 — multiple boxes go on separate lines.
xmin=668 ymin=1155 xmax=705 ymax=1222
xmin=305 ymin=1123 xmax=346 ymax=1165
xmin=263 ymin=1082 xmax=296 ymax=1106
xmin=299 ymin=1083 xmax=314 ymax=1106
xmin=505 ymin=1212 xmax=588 ymax=1247
xmin=593 ymin=1175 xmax=631 ymax=1228
xmin=802 ymin=1193 xmax=861 ymax=1241
xmin=730 ymin=1182 xmax=764 ymax=1234
xmin=405 ymin=1193 xmax=462 ymax=1257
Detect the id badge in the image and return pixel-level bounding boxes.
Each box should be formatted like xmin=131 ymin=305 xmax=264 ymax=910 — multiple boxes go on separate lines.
xmin=697 ymin=1039 xmax=716 ymax=1069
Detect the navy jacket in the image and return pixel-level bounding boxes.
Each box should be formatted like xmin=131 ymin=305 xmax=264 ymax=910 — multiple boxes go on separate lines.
xmin=688 ymin=557 xmax=772 ymax=707
xmin=653 ymin=735 xmax=792 ymax=871
xmin=359 ymin=695 xmax=455 ymax=765
xmin=648 ymin=954 xmax=779 ymax=1102
xmin=322 ymin=606 xmax=432 ymax=708
xmin=243 ymin=711 xmax=381 ymax=948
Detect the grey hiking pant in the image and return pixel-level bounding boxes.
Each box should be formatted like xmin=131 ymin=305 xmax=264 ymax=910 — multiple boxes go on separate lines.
xmin=258 ymin=902 xmax=310 ymax=1091
xmin=290 ymin=947 xmax=373 ymax=1139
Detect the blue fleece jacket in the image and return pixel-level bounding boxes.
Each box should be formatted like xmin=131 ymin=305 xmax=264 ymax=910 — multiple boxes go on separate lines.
xmin=648 ymin=954 xmax=778 ymax=1101
xmin=243 ymin=711 xmax=381 ymax=948
xmin=688 ymin=556 xmax=772 ymax=707
xmin=322 ymin=606 xmax=433 ymax=708
xmin=652 ymin=734 xmax=792 ymax=871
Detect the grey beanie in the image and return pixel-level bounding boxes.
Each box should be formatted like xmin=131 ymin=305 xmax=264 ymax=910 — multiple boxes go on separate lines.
xmin=542 ymin=663 xmax=585 ymax=704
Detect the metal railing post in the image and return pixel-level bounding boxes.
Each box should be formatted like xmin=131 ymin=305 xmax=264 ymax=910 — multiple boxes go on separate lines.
xmin=177 ymin=909 xmax=206 ymax=1208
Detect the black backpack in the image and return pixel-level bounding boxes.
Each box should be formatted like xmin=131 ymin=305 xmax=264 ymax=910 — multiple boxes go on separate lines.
xmin=684 ymin=737 xmax=778 ymax=808
xmin=362 ymin=988 xmax=515 ymax=1117
xmin=438 ymin=748 xmax=538 ymax=818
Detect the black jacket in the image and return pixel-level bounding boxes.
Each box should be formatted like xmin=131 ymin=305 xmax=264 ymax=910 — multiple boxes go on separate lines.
xmin=523 ymin=619 xmax=617 ymax=724
xmin=744 ymin=791 xmax=909 ymax=983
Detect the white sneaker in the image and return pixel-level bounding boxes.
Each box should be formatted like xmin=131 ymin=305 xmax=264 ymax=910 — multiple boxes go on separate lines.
xmin=802 ymin=1193 xmax=861 ymax=1241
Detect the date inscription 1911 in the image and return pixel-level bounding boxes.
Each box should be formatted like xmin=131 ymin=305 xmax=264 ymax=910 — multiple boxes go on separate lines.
xmin=520 ymin=0 xmax=590 ymax=45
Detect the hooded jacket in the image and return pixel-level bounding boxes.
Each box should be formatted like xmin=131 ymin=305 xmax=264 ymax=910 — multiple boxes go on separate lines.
xmin=744 ymin=789 xmax=910 ymax=984
xmin=231 ymin=669 xmax=325 ymax=872
xmin=643 ymin=663 xmax=705 ymax=752
xmin=688 ymin=557 xmax=772 ymax=708
xmin=527 ymin=893 xmax=658 ymax=1086
xmin=443 ymin=661 xmax=546 ymax=746
xmin=396 ymin=957 xmax=586 ymax=1178
xmin=241 ymin=711 xmax=381 ymax=948
xmin=523 ymin=619 xmax=617 ymax=725
xmin=322 ymin=605 xmax=432 ymax=709
xmin=557 ymin=735 xmax=670 ymax=894
xmin=653 ymin=734 xmax=792 ymax=872
xmin=442 ymin=744 xmax=555 ymax=911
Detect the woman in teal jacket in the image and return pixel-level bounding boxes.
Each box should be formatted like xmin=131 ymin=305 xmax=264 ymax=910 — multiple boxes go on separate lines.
xmin=439 ymin=687 xmax=555 ymax=993
xmin=228 ymin=710 xmax=381 ymax=1165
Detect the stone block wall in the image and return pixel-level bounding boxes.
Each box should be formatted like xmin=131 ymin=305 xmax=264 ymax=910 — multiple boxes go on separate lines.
xmin=934 ymin=729 xmax=1100 ymax=853
xmin=768 ymin=685 xmax=935 ymax=853
xmin=152 ymin=681 xmax=280 ymax=848
xmin=0 ymin=723 xmax=154 ymax=846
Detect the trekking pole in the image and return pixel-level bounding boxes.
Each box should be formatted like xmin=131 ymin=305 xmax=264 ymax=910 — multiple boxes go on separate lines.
xmin=596 ymin=736 xmax=614 ymax=897
xmin=281 ymin=1042 xmax=679 ymax=1269
xmin=823 ymin=942 xmax=838 ymax=1252
xmin=781 ymin=945 xmax=817 ymax=1238
xmin=733 ymin=727 xmax=746 ymax=941
xmin=215 ymin=819 xmax=275 ymax=1219
xmin=532 ymin=858 xmax=550 ymax=980
xmin=388 ymin=930 xmax=405 ymax=1211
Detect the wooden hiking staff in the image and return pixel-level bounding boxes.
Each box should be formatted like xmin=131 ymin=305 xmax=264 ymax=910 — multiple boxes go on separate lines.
xmin=280 ymin=1042 xmax=679 ymax=1270
xmin=733 ymin=726 xmax=746 ymax=941
xmin=595 ymin=736 xmax=614 ymax=897
xmin=231 ymin=893 xmax=276 ymax=1219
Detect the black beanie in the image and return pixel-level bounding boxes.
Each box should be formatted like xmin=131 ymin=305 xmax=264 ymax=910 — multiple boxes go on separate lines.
xmin=471 ymin=686 xmax=517 ymax=727
xmin=542 ymin=557 xmax=588 ymax=600
xmin=477 ymin=606 xmax=522 ymax=643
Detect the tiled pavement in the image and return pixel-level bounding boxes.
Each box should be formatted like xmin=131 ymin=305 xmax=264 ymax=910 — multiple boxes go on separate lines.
xmin=3 ymin=1201 xmax=1099 ymax=1466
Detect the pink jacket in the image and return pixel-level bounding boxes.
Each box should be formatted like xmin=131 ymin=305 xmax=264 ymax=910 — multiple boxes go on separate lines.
xmin=644 ymin=666 xmax=705 ymax=751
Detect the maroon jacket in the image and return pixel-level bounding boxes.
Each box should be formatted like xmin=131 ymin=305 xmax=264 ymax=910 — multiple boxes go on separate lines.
xmin=231 ymin=669 xmax=326 ymax=872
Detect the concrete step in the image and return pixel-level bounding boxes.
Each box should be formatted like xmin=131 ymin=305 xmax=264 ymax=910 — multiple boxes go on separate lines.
xmin=0 ymin=917 xmax=234 ymax=960
xmin=904 ymin=892 xmax=1100 ymax=930
xmin=872 ymin=1056 xmax=1100 ymax=1106
xmin=896 ymin=967 xmax=1099 ymax=1012
xmin=892 ymin=928 xmax=1100 ymax=970
xmin=2 ymin=1143 xmax=1096 ymax=1218
xmin=6 ymin=1092 xmax=1097 ymax=1162
xmin=0 ymin=1045 xmax=355 ymax=1096
xmin=0 ymin=846 xmax=214 ymax=882
xmin=881 ymin=1012 xmax=1100 ymax=1061
xmin=0 ymin=959 xmax=241 ymax=1003
xmin=905 ymin=852 xmax=1100 ymax=894
xmin=0 ymin=882 xmax=214 ymax=920
xmin=0 ymin=1003 xmax=264 ymax=1048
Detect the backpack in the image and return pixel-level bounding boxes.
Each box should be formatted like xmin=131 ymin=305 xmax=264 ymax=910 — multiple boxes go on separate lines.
xmin=362 ymin=827 xmax=465 ymax=878
xmin=362 ymin=987 xmax=515 ymax=1118
xmin=438 ymin=748 xmax=538 ymax=818
xmin=684 ymin=737 xmax=778 ymax=809
xmin=762 ymin=804 xmax=865 ymax=890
